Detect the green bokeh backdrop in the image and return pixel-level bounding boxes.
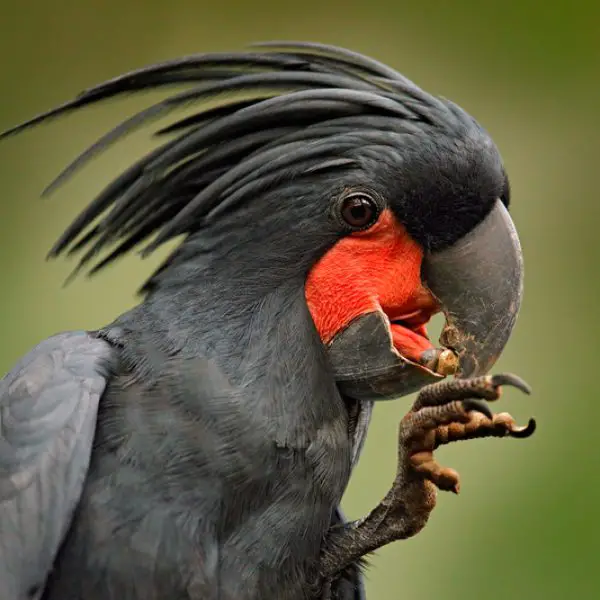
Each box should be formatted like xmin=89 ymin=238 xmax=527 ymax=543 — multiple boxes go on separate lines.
xmin=1 ymin=2 xmax=598 ymax=598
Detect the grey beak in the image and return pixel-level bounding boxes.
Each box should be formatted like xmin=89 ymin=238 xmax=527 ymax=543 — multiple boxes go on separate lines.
xmin=422 ymin=199 xmax=524 ymax=378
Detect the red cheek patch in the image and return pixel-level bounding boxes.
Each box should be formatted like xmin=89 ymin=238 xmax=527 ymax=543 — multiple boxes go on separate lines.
xmin=305 ymin=209 xmax=438 ymax=363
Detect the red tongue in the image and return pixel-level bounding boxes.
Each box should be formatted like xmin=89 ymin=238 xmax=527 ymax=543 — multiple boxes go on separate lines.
xmin=390 ymin=323 xmax=434 ymax=364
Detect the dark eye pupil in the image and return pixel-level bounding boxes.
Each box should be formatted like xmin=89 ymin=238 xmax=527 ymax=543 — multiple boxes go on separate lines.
xmin=349 ymin=204 xmax=367 ymax=220
xmin=341 ymin=195 xmax=377 ymax=228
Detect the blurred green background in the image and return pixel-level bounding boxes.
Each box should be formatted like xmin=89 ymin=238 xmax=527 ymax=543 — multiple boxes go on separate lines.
xmin=0 ymin=1 xmax=598 ymax=598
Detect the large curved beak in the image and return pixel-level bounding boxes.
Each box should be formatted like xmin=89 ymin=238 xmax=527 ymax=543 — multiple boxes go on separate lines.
xmin=422 ymin=199 xmax=524 ymax=378
xmin=329 ymin=198 xmax=524 ymax=401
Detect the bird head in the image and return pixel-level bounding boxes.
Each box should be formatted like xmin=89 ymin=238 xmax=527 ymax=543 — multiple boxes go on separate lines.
xmin=0 ymin=42 xmax=523 ymax=402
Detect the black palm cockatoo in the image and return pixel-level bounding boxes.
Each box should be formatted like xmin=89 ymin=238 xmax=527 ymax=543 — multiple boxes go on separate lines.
xmin=0 ymin=42 xmax=534 ymax=600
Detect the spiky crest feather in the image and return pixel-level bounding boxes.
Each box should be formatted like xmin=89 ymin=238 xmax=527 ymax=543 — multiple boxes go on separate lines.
xmin=0 ymin=41 xmax=472 ymax=286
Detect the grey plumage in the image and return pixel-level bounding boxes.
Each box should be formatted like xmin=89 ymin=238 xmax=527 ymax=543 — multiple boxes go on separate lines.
xmin=0 ymin=324 xmax=365 ymax=599
xmin=0 ymin=332 xmax=114 ymax=599
xmin=39 ymin=297 xmax=357 ymax=599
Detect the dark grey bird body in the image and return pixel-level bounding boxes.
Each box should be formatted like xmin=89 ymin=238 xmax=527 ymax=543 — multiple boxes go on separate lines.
xmin=42 ymin=286 xmax=358 ymax=599
xmin=0 ymin=42 xmax=520 ymax=600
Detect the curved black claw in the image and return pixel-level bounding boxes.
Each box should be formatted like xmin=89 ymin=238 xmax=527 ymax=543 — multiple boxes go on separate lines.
xmin=462 ymin=398 xmax=494 ymax=420
xmin=508 ymin=417 xmax=537 ymax=439
xmin=490 ymin=373 xmax=532 ymax=395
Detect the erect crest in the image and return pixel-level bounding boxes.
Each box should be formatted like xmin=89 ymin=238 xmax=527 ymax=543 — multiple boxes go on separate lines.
xmin=1 ymin=41 xmax=473 ymax=281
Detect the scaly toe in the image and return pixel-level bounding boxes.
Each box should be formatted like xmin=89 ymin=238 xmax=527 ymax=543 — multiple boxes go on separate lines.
xmin=410 ymin=451 xmax=461 ymax=493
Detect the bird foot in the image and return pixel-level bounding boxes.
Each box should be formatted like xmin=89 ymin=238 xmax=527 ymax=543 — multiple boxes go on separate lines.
xmin=318 ymin=373 xmax=536 ymax=590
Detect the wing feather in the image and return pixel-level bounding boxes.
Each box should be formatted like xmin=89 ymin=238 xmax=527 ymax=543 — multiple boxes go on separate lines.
xmin=0 ymin=331 xmax=113 ymax=599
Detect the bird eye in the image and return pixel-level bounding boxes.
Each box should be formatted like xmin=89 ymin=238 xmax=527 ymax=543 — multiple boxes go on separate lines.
xmin=339 ymin=192 xmax=380 ymax=230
